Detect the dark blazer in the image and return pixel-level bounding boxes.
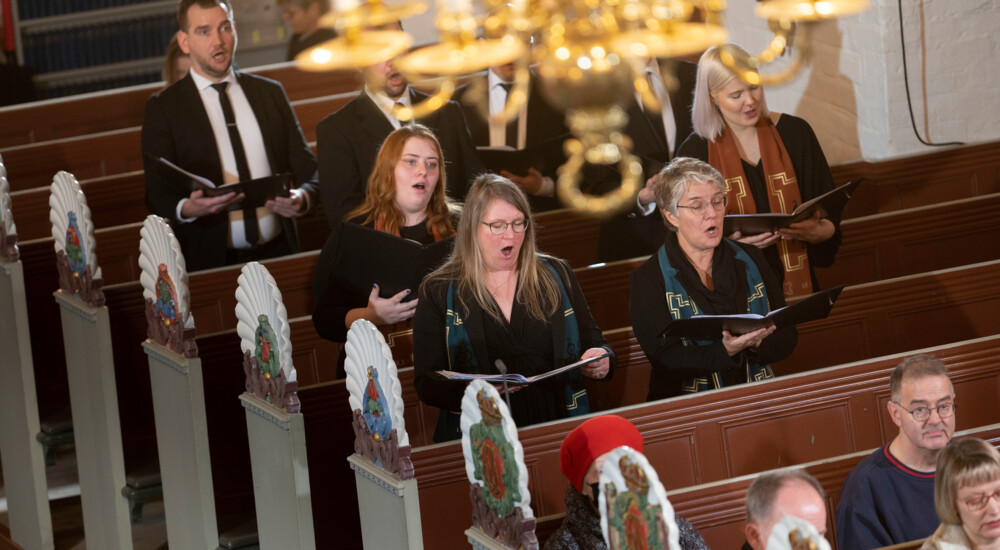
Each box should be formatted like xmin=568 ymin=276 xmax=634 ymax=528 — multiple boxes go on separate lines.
xmin=453 ymin=72 xmax=568 ymax=150
xmin=142 ymin=71 xmax=319 ymax=271
xmin=597 ymin=60 xmax=697 ymax=263
xmin=453 ymin=72 xmax=569 ymax=212
xmin=316 ymin=88 xmax=484 ymax=228
xmin=624 ymin=60 xmax=697 ymax=161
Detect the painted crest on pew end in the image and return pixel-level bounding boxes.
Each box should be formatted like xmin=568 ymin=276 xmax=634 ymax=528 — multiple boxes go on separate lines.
xmin=0 ymin=156 xmax=21 ymax=262
xmin=50 ymin=171 xmax=104 ymax=305
xmin=599 ymin=446 xmax=680 ymax=550
xmin=344 ymin=319 xmax=411 ymax=476
xmin=461 ymin=380 xmax=538 ymax=548
xmin=139 ymin=215 xmax=196 ymax=355
xmin=235 ymin=262 xmax=298 ymax=411
xmin=49 ymin=171 xmax=101 ymax=281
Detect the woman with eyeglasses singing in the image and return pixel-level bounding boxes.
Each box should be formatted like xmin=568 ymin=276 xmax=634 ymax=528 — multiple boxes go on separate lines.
xmin=676 ymin=44 xmax=840 ymax=300
xmin=921 ymin=437 xmax=1000 ymax=549
xmin=312 ymin=124 xmax=457 ymax=375
xmin=414 ymin=174 xmax=615 ymax=442
xmin=629 ymin=158 xmax=797 ymax=401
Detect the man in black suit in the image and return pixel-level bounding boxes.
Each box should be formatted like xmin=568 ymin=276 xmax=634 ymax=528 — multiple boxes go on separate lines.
xmin=142 ymin=0 xmax=318 ymax=272
xmin=598 ymin=59 xmax=697 ymax=262
xmin=316 ymin=46 xmax=483 ymax=228
xmin=453 ymin=61 xmax=569 ymax=212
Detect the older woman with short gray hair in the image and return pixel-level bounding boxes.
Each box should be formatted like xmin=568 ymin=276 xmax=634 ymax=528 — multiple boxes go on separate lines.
xmin=629 ymin=156 xmax=797 ymax=401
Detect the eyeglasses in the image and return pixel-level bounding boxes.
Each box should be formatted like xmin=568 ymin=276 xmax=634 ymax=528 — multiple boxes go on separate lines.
xmin=894 ymin=401 xmax=956 ymax=421
xmin=482 ymin=219 xmax=528 ymax=235
xmin=964 ymin=490 xmax=1000 ymax=511
xmin=676 ymin=195 xmax=728 ymax=215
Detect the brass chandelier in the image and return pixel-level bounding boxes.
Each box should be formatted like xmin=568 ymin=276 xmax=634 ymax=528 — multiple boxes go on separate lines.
xmin=297 ymin=0 xmax=868 ymax=218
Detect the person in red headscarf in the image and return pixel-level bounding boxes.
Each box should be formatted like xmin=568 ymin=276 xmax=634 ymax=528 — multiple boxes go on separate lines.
xmin=543 ymin=415 xmax=709 ymax=550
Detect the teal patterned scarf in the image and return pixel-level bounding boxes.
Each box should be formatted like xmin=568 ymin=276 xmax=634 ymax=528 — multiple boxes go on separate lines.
xmin=435 ymin=260 xmax=589 ymax=441
xmin=657 ymin=240 xmax=774 ymax=393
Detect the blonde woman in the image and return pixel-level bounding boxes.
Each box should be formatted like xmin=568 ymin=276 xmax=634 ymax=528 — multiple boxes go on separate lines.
xmin=414 ymin=174 xmax=614 ymax=441
xmin=677 ymin=43 xmax=840 ymax=299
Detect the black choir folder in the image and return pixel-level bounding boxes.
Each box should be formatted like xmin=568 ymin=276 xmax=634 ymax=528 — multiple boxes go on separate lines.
xmin=660 ymin=285 xmax=846 ymax=340
xmin=476 ymin=133 xmax=569 ymax=176
xmin=148 ymin=155 xmax=291 ymax=208
xmin=723 ymin=179 xmax=863 ymax=236
xmin=332 ymin=222 xmax=455 ymax=303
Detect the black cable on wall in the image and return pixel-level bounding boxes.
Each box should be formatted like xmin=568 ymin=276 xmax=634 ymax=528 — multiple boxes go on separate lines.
xmin=897 ymin=0 xmax=964 ymax=147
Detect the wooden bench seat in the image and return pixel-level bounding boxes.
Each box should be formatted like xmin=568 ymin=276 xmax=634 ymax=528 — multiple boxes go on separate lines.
xmin=0 ymin=64 xmax=362 ymax=148
xmin=410 ymin=334 xmax=1000 ymax=548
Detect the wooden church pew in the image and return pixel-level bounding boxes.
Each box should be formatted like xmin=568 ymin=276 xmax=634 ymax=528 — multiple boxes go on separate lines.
xmin=80 ymin=256 xmax=1000 ymax=547
xmin=410 ymin=334 xmax=1000 ymax=548
xmin=814 ymin=191 xmax=1000 ymax=288
xmin=0 ymin=92 xmax=346 ymax=193
xmin=0 ymin=65 xmax=362 ymax=148
xmin=20 ymin=222 xmax=1000 ymax=447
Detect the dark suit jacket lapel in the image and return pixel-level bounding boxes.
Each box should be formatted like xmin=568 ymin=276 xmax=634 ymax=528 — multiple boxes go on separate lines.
xmin=357 ymin=91 xmax=396 ymax=144
xmin=461 ymin=77 xmax=490 ymax=145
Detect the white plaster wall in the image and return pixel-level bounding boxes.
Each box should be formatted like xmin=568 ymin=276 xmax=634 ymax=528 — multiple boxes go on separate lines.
xmin=721 ymin=0 xmax=1000 ymax=164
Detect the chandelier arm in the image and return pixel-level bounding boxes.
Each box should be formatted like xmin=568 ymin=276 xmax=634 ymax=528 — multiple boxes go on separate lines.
xmin=719 ymin=23 xmax=810 ymax=86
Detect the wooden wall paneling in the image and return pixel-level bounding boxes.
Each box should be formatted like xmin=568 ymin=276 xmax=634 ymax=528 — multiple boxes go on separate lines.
xmin=410 ymin=334 xmax=1000 ymax=549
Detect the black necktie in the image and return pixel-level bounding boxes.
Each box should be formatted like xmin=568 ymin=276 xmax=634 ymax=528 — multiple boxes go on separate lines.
xmin=211 ymin=82 xmax=259 ymax=245
xmin=644 ymin=72 xmax=669 ymax=152
xmin=499 ymin=83 xmax=518 ymax=149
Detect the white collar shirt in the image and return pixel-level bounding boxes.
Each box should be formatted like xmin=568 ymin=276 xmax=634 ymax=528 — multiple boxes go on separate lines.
xmin=487 ymin=68 xmax=527 ymax=149
xmin=188 ymin=69 xmax=280 ymax=248
xmin=365 ymin=85 xmax=412 ymax=129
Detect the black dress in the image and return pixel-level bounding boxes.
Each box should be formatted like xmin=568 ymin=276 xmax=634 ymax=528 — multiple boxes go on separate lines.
xmin=628 ymin=232 xmax=797 ymax=401
xmin=311 ymin=218 xmax=433 ymax=374
xmin=413 ymin=258 xmax=615 ymax=430
xmin=676 ymin=114 xmax=841 ymax=288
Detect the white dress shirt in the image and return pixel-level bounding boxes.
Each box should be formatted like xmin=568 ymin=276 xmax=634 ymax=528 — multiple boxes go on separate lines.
xmin=487 ymin=68 xmax=528 ymax=149
xmin=487 ymin=69 xmax=555 ymax=197
xmin=365 ymin=85 xmax=412 ymax=128
xmin=635 ymin=60 xmax=678 ymax=214
xmin=178 ymin=69 xmax=282 ymax=249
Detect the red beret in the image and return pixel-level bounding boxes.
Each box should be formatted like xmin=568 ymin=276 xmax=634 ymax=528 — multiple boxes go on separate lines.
xmin=559 ymin=415 xmax=643 ymax=491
